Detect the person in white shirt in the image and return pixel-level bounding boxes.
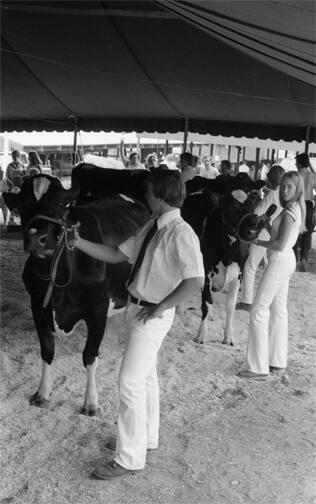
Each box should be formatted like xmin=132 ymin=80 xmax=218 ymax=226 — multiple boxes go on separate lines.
xmin=238 ymin=171 xmax=305 ymax=380
xmin=238 ymin=160 xmax=249 ymax=174
xmin=237 ymin=164 xmax=285 ymax=310
xmin=294 ymin=152 xmax=316 ymax=271
xmin=120 ymin=140 xmax=146 ymax=170
xmin=74 ymin=169 xmax=204 ymax=479
xmin=200 ymin=156 xmax=219 ymax=179
xmin=260 ymin=159 xmax=271 ymax=182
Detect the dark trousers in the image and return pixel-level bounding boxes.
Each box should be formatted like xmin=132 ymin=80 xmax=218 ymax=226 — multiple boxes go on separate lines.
xmin=293 ymin=232 xmax=312 ymax=262
xmin=293 ymin=201 xmax=315 ymax=262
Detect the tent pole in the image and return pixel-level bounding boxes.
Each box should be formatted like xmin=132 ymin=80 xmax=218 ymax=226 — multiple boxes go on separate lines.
xmin=255 ymin=148 xmax=260 ymax=180
xmin=165 ymin=139 xmax=169 ymax=157
xmin=183 ymin=117 xmax=189 ymax=153
xmin=305 ymin=126 xmax=311 ymax=154
xmin=72 ymin=116 xmax=79 ymax=165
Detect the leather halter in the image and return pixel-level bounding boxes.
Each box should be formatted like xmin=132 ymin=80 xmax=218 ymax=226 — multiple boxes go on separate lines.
xmin=24 ymin=209 xmax=80 ymax=308
xmin=221 ymin=210 xmax=259 ymax=243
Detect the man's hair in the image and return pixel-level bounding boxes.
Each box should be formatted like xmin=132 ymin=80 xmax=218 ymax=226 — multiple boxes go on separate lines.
xmin=179 ymin=152 xmax=194 ymax=167
xmin=11 ymin=150 xmax=21 ymax=158
xmin=147 ymin=168 xmax=186 ymax=208
xmin=129 ymin=152 xmax=140 ymax=162
xmin=295 ymin=152 xmax=309 ymax=167
xmin=267 ymin=164 xmax=285 ymax=189
xmin=221 ymin=160 xmax=232 ymax=170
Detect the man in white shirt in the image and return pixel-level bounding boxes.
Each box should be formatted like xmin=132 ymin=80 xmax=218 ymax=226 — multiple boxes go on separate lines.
xmin=200 ymin=156 xmax=219 ymax=179
xmin=74 ymin=169 xmax=204 ymax=479
xmin=294 ymin=152 xmax=316 ymax=271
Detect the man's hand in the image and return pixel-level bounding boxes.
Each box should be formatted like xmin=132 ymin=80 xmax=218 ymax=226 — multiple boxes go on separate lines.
xmin=136 ymin=304 xmax=164 ymax=323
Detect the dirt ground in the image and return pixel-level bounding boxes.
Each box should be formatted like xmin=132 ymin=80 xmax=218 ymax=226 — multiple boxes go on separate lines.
xmin=0 ymin=230 xmax=315 ymax=504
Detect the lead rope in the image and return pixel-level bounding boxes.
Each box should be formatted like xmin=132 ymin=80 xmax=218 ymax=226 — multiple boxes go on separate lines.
xmin=42 ymin=222 xmax=80 ymax=308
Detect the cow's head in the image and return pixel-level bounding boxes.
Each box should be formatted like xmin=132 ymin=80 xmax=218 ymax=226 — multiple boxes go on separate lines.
xmin=3 ymin=175 xmax=78 ymax=255
xmin=232 ymin=173 xmax=265 ymax=193
xmin=214 ymin=189 xmax=275 ymax=243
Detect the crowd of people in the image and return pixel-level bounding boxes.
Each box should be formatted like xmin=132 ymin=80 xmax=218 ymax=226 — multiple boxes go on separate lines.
xmin=0 ymin=149 xmax=44 ymax=225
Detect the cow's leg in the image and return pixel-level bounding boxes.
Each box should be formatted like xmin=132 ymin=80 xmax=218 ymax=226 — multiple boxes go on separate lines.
xmin=194 ymin=280 xmax=213 ymax=344
xmin=222 ymin=276 xmax=240 ymax=346
xmin=81 ymin=357 xmax=100 ymax=416
xmin=80 ymin=308 xmax=108 ymax=416
xmin=29 ymin=298 xmax=55 ymax=407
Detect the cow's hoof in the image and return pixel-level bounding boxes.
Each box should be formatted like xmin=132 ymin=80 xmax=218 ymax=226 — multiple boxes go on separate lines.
xmin=80 ymin=405 xmax=102 ymax=417
xmin=29 ymin=392 xmax=50 ymax=408
xmin=193 ymin=337 xmax=203 ymax=345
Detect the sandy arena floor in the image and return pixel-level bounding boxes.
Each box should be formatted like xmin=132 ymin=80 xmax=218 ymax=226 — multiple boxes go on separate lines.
xmin=0 ymin=230 xmax=315 ymax=504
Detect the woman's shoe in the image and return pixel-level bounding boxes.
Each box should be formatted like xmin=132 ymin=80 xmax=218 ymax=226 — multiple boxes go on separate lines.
xmin=269 ymin=366 xmax=285 ymax=374
xmin=238 ymin=370 xmax=269 ymax=380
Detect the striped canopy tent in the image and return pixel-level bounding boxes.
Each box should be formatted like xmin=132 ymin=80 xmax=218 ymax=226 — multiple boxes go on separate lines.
xmin=1 ymin=1 xmax=315 ymax=142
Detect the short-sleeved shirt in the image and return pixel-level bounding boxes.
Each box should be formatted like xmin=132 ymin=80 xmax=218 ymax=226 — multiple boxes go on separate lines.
xmin=119 ymin=208 xmax=205 ymax=303
xmin=5 ymin=162 xmax=24 ymax=188
xmin=299 ymin=168 xmax=316 ymax=201
xmin=270 ymin=202 xmax=301 ymax=253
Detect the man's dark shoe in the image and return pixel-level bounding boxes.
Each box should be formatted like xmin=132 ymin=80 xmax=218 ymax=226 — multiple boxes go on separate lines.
xmin=92 ymin=460 xmax=140 ymax=480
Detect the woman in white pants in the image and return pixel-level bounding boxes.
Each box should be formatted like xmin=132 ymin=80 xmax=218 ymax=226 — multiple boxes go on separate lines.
xmin=239 ymin=171 xmax=305 ymax=380
xmin=237 ymin=165 xmax=285 ymax=310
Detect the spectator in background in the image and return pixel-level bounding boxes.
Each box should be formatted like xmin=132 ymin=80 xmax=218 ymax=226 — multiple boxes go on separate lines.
xmin=220 ymin=160 xmax=233 ymax=176
xmin=178 ymin=152 xmax=197 ymax=182
xmin=260 ymin=159 xmax=271 ymax=182
xmin=248 ymin=162 xmax=256 ymax=181
xmin=5 ymin=150 xmax=25 ymax=190
xmin=193 ymin=155 xmax=202 ymax=175
xmin=238 ymin=160 xmax=249 ymax=174
xmin=145 ymin=153 xmax=158 ymax=171
xmin=0 ymin=165 xmax=9 ymax=225
xmin=200 ymin=156 xmax=219 ymax=179
xmin=120 ymin=139 xmax=145 ymax=170
xmin=26 ymin=150 xmax=43 ymax=176
xmin=294 ymin=152 xmax=316 ymax=272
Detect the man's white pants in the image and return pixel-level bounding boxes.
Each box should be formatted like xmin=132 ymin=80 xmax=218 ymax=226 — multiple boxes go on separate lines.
xmin=246 ymin=250 xmax=296 ymax=374
xmin=114 ymin=303 xmax=175 ymax=470
xmin=241 ymin=229 xmax=269 ymax=304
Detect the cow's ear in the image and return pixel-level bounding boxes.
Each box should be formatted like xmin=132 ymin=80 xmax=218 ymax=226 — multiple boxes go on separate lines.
xmin=253 ymin=180 xmax=265 ymax=190
xmin=2 ymin=192 xmax=19 ymax=211
xmin=64 ymin=187 xmax=80 ymax=206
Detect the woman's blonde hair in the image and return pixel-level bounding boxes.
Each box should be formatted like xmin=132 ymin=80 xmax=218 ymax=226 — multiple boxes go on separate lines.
xmin=279 ymin=171 xmax=306 ymax=232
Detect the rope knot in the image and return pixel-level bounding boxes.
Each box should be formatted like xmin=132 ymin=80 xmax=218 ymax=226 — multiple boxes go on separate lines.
xmin=65 ymin=222 xmax=81 ymax=251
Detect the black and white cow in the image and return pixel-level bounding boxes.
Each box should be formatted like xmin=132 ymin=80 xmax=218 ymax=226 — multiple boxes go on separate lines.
xmin=181 ymin=187 xmax=275 ymax=346
xmin=3 ymin=174 xmax=149 ymax=414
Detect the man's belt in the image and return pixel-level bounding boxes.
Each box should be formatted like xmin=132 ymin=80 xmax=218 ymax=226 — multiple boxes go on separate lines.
xmin=130 ymin=295 xmax=155 ymax=307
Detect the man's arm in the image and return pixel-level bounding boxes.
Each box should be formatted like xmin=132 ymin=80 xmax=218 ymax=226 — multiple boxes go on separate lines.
xmin=136 ymin=276 xmax=204 ymax=322
xmin=75 ymin=236 xmax=126 ymax=263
